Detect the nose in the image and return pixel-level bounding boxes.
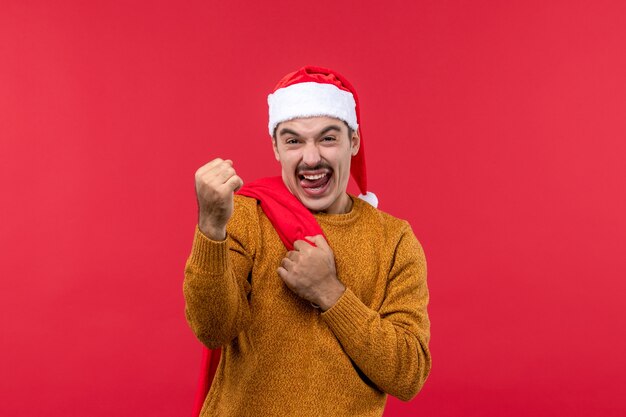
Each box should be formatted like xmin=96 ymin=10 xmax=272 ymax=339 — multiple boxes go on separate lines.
xmin=302 ymin=142 xmax=322 ymax=167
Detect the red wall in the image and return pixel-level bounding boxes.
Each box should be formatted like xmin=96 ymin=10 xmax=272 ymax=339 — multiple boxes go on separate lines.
xmin=1 ymin=1 xmax=625 ymax=416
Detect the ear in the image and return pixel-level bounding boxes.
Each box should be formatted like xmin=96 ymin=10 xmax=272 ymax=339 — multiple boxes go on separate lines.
xmin=351 ymin=129 xmax=361 ymax=156
xmin=272 ymin=137 xmax=281 ymax=161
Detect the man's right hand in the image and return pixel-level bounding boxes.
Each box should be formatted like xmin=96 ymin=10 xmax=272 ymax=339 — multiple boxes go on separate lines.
xmin=194 ymin=158 xmax=244 ymax=241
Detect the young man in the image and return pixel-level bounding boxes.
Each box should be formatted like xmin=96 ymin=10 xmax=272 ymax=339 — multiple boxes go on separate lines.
xmin=184 ymin=66 xmax=431 ymax=416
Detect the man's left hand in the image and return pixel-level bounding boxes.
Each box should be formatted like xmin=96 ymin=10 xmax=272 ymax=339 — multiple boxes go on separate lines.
xmin=277 ymin=235 xmax=346 ymax=311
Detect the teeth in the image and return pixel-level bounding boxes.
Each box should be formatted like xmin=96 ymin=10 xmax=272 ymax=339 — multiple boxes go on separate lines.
xmin=302 ymin=173 xmax=326 ymax=180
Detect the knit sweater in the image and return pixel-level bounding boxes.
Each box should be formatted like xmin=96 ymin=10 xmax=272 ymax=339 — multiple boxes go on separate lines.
xmin=183 ymin=194 xmax=431 ymax=417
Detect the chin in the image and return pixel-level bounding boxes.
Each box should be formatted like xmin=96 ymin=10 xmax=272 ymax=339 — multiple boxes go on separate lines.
xmin=300 ymin=197 xmax=334 ymax=213
xmin=288 ymin=189 xmax=329 ymax=211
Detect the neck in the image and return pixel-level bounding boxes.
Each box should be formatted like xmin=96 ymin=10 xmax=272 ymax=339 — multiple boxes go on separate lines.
xmin=314 ymin=193 xmax=353 ymax=215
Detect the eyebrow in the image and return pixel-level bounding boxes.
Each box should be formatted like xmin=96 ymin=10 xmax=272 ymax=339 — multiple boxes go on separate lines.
xmin=277 ymin=124 xmax=343 ymax=138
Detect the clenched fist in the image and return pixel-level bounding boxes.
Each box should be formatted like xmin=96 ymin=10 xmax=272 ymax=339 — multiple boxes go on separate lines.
xmin=194 ymin=158 xmax=243 ymax=241
xmin=277 ymin=235 xmax=346 ymax=311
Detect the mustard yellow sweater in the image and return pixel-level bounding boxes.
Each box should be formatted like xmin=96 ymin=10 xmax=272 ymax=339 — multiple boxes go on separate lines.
xmin=184 ymin=195 xmax=431 ymax=417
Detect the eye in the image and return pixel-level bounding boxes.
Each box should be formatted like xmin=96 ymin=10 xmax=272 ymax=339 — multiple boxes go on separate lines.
xmin=285 ymin=138 xmax=299 ymax=145
xmin=322 ymin=136 xmax=336 ymax=142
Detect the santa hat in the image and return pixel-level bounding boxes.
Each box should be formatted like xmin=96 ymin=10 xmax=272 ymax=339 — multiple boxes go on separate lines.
xmin=267 ymin=65 xmax=378 ymax=208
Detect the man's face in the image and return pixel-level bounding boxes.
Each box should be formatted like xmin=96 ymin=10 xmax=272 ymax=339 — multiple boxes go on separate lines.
xmin=273 ymin=116 xmax=360 ymax=214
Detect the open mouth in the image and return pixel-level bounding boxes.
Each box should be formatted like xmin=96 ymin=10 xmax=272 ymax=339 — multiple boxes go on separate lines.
xmin=298 ymin=170 xmax=332 ymax=196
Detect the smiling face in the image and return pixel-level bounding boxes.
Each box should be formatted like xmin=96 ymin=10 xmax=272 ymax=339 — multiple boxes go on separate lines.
xmin=272 ymin=116 xmax=360 ymax=214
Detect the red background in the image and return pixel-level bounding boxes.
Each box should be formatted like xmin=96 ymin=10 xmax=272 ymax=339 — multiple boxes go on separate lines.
xmin=2 ymin=1 xmax=625 ymax=416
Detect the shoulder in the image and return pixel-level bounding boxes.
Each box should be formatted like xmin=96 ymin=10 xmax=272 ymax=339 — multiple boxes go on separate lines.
xmin=354 ymin=197 xmax=426 ymax=257
xmin=231 ymin=194 xmax=262 ymax=226
xmin=354 ymin=197 xmax=413 ymax=236
xmin=234 ymin=194 xmax=259 ymax=213
xmin=227 ymin=195 xmax=262 ymax=246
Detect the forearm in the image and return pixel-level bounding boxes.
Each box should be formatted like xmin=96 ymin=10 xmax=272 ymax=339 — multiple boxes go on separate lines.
xmin=321 ymin=288 xmax=431 ymax=401
xmin=183 ymin=226 xmax=251 ymax=349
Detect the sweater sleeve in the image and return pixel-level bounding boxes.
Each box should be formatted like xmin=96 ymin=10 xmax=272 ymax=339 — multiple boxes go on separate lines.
xmin=183 ymin=196 xmax=257 ymax=349
xmin=320 ymin=224 xmax=431 ymax=401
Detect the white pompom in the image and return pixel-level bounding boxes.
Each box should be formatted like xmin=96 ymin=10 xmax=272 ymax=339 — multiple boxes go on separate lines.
xmin=358 ymin=191 xmax=378 ymax=208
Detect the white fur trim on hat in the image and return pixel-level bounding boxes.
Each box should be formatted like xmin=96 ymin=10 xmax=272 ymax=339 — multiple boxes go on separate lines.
xmin=268 ymin=82 xmax=358 ymax=136
xmin=358 ymin=191 xmax=378 ymax=208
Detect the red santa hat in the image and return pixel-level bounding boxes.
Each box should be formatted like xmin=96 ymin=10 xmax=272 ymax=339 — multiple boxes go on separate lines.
xmin=267 ymin=65 xmax=378 ymax=208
